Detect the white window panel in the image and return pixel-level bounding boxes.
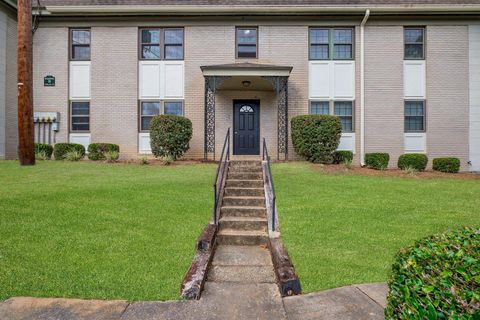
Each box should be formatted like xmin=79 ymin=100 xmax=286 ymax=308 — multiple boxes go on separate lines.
xmin=404 ymin=133 xmax=426 ymax=153
xmin=333 ymin=61 xmax=355 ymax=99
xmin=404 ymin=61 xmax=426 ymax=99
xmin=139 ymin=61 xmax=161 ymax=99
xmin=309 ymin=61 xmax=331 ymax=99
xmin=138 ymin=132 xmax=152 ymax=154
xmin=164 ymin=61 xmax=184 ymax=99
xmin=337 ymin=133 xmax=356 ymax=153
xmin=69 ymin=133 xmax=91 ymax=151
xmin=69 ymin=61 xmax=91 ymax=100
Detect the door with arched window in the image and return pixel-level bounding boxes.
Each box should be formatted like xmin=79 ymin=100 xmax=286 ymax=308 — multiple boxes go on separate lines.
xmin=233 ymin=100 xmax=260 ymax=155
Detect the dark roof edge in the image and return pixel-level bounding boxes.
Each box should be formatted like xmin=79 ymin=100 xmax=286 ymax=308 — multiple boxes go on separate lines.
xmin=201 ymin=63 xmax=293 ymax=72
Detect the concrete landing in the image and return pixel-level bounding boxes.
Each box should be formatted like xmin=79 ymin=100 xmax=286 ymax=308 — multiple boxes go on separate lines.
xmin=0 ymin=283 xmax=388 ymax=320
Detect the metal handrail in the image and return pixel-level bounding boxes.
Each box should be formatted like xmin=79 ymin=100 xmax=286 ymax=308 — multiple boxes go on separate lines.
xmin=213 ymin=128 xmax=230 ymax=224
xmin=262 ymin=138 xmax=277 ymax=232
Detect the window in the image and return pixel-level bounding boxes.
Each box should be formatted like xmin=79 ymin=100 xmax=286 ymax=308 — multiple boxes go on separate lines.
xmin=70 ymin=29 xmax=91 ymax=61
xmin=404 ymin=27 xmax=425 ymax=60
xmin=405 ymin=101 xmax=425 ymax=132
xmin=236 ymin=27 xmax=257 ymax=58
xmin=140 ymin=101 xmax=184 ymax=131
xmin=334 ymin=101 xmax=354 ymax=132
xmin=139 ymin=28 xmax=184 ymax=60
xmin=310 ymin=101 xmax=329 ymax=115
xmin=310 ymin=100 xmax=354 ymax=132
xmin=70 ymin=102 xmax=90 ymax=132
xmin=140 ymin=101 xmax=160 ymax=131
xmin=310 ymin=28 xmax=354 ymax=60
xmin=164 ymin=101 xmax=183 ymax=116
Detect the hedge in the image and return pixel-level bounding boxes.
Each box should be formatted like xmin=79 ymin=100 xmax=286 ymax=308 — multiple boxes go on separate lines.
xmin=385 ymin=227 xmax=480 ymax=319
xmin=333 ymin=151 xmax=354 ymax=164
xmin=150 ymin=115 xmax=193 ymax=160
xmin=397 ymin=154 xmax=428 ymax=172
xmin=34 ymin=143 xmax=53 ymax=159
xmin=53 ymin=143 xmax=85 ymax=160
xmin=87 ymin=143 xmax=120 ymax=161
xmin=433 ymin=157 xmax=461 ymax=173
xmin=291 ymin=115 xmax=342 ymax=163
xmin=365 ymin=153 xmax=390 ymax=170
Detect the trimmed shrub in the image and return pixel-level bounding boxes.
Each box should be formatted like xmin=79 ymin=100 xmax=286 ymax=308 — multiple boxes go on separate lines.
xmin=34 ymin=143 xmax=53 ymax=159
xmin=385 ymin=227 xmax=480 ymax=319
xmin=433 ymin=157 xmax=461 ymax=173
xmin=333 ymin=151 xmax=354 ymax=164
xmin=64 ymin=150 xmax=83 ymax=162
xmin=53 ymin=143 xmax=85 ymax=160
xmin=150 ymin=115 xmax=193 ymax=160
xmin=88 ymin=143 xmax=120 ymax=161
xmin=291 ymin=115 xmax=342 ymax=163
xmin=397 ymin=154 xmax=428 ymax=172
xmin=104 ymin=150 xmax=119 ymax=163
xmin=365 ymin=153 xmax=390 ymax=170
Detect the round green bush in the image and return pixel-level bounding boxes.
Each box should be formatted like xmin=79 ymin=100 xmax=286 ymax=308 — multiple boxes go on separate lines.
xmin=397 ymin=154 xmax=428 ymax=172
xmin=365 ymin=153 xmax=390 ymax=170
xmin=34 ymin=143 xmax=53 ymax=159
xmin=291 ymin=115 xmax=342 ymax=163
xmin=87 ymin=143 xmax=120 ymax=161
xmin=333 ymin=151 xmax=354 ymax=164
xmin=432 ymin=157 xmax=461 ymax=173
xmin=386 ymin=227 xmax=480 ymax=319
xmin=150 ymin=115 xmax=193 ymax=160
xmin=53 ymin=143 xmax=85 ymax=160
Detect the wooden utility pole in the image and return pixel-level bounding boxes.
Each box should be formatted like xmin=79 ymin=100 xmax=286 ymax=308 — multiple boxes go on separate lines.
xmin=17 ymin=0 xmax=35 ymax=165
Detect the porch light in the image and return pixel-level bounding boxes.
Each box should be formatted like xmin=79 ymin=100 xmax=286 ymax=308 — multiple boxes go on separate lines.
xmin=242 ymin=80 xmax=251 ymax=88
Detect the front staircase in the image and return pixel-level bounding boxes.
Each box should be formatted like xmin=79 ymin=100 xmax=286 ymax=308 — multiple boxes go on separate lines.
xmin=206 ymin=160 xmax=277 ymax=286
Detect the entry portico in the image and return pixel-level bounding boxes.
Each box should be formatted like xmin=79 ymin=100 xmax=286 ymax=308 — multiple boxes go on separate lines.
xmin=201 ymin=63 xmax=292 ymax=161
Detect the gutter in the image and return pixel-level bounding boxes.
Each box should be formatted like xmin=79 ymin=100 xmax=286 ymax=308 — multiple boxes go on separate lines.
xmin=43 ymin=5 xmax=480 ymax=15
xmin=360 ymin=9 xmax=370 ymax=167
xmin=1 ymin=0 xmax=17 ymax=9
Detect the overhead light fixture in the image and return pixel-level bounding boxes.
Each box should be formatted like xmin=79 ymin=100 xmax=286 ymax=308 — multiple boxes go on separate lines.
xmin=242 ymin=80 xmax=251 ymax=88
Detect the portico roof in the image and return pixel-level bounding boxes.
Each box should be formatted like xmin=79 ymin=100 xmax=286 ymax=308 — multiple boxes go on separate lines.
xmin=200 ymin=63 xmax=293 ymax=77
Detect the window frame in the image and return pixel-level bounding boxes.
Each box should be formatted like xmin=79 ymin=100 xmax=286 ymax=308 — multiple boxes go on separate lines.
xmin=69 ymin=28 xmax=91 ymax=61
xmin=138 ymin=100 xmax=184 ymax=132
xmin=235 ymin=27 xmax=258 ymax=59
xmin=404 ymin=27 xmax=426 ymax=60
xmin=309 ymin=27 xmax=355 ymax=61
xmin=138 ymin=27 xmax=185 ymax=61
xmin=404 ymin=100 xmax=426 ymax=133
xmin=309 ymin=100 xmax=355 ymax=133
xmin=70 ymin=101 xmax=90 ymax=133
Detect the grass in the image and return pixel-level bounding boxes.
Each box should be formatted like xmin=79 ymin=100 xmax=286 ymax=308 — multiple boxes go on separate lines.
xmin=273 ymin=162 xmax=480 ymax=294
xmin=0 ymin=161 xmax=215 ymax=301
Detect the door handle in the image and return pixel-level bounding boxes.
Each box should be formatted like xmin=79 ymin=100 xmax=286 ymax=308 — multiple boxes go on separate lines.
xmin=234 ymin=131 xmax=238 ymax=134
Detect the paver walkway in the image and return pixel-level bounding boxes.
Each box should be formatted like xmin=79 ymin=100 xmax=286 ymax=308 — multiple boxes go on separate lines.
xmin=0 ymin=283 xmax=387 ymax=319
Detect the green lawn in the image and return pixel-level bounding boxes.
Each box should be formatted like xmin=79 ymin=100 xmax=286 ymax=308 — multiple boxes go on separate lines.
xmin=273 ymin=162 xmax=480 ymax=294
xmin=0 ymin=161 xmax=215 ymax=301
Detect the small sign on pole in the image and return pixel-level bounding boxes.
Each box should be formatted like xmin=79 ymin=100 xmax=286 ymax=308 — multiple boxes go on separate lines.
xmin=44 ymin=75 xmax=55 ymax=87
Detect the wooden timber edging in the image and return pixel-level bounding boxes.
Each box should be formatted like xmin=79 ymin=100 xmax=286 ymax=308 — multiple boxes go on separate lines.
xmin=269 ymin=236 xmax=302 ymax=297
xmin=180 ymin=223 xmax=218 ymax=300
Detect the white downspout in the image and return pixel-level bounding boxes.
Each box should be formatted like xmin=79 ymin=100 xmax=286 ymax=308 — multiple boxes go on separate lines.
xmin=360 ymin=9 xmax=370 ymax=166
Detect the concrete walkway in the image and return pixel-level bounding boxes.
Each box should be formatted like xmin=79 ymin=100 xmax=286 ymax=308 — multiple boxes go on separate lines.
xmin=0 ymin=282 xmax=387 ymax=320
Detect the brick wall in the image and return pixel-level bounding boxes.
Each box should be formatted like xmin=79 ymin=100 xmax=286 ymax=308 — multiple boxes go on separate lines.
xmin=427 ymin=26 xmax=470 ymax=170
xmin=91 ymin=27 xmax=138 ymax=158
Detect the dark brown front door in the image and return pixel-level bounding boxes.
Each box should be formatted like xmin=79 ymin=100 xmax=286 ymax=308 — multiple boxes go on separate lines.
xmin=233 ymin=100 xmax=260 ymax=155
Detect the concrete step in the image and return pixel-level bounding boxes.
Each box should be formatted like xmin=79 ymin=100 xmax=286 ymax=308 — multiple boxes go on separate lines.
xmin=207 ymin=265 xmax=276 ymax=283
xmin=226 ymin=179 xmax=264 ymax=188
xmin=224 ymin=187 xmax=265 ymax=197
xmin=221 ymin=206 xmax=267 ymax=218
xmin=223 ymin=196 xmax=265 ymax=207
xmin=219 ymin=216 xmax=267 ymax=231
xmin=227 ymin=172 xmax=263 ymax=180
xmin=229 ymin=161 xmax=262 ymax=168
xmin=212 ymin=245 xmax=273 ymax=266
xmin=228 ymin=165 xmax=263 ymax=173
xmin=216 ymin=229 xmax=268 ymax=246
